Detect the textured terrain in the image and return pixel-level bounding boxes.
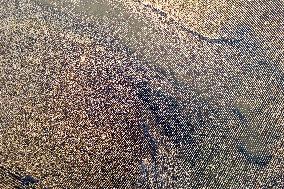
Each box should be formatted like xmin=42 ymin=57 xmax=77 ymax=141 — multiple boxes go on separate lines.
xmin=0 ymin=0 xmax=283 ymax=188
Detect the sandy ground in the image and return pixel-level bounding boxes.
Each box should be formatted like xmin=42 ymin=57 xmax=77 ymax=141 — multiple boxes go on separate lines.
xmin=0 ymin=0 xmax=283 ymax=188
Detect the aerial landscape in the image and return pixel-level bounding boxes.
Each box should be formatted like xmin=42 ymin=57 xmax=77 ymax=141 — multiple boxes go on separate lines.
xmin=0 ymin=0 xmax=283 ymax=188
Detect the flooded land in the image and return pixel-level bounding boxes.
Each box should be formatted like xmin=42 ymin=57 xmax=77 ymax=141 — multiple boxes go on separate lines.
xmin=0 ymin=0 xmax=283 ymax=188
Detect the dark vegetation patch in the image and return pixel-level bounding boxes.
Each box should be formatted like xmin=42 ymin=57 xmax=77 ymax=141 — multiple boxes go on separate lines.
xmin=136 ymin=81 xmax=194 ymax=148
xmin=237 ymin=144 xmax=272 ymax=167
